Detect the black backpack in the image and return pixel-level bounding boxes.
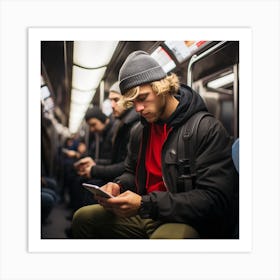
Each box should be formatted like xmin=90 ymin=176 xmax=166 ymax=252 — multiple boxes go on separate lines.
xmin=177 ymin=112 xmax=239 ymax=238
xmin=177 ymin=111 xmax=213 ymax=192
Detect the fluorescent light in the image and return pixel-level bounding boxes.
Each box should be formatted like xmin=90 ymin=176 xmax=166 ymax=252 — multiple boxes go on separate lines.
xmin=72 ymin=65 xmax=106 ymax=91
xmin=69 ymin=89 xmax=96 ymax=133
xmin=69 ymin=120 xmax=83 ymax=134
xmin=207 ymin=73 xmax=234 ymax=89
xmin=69 ymin=103 xmax=90 ymax=133
xmin=70 ymin=103 xmax=89 ymax=116
xmin=71 ymin=88 xmax=96 ymax=105
xmin=73 ymin=41 xmax=119 ymax=68
xmin=69 ymin=41 xmax=119 ymax=133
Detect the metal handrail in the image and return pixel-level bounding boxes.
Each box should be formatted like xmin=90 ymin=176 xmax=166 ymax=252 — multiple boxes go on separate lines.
xmin=187 ymin=41 xmax=227 ymax=87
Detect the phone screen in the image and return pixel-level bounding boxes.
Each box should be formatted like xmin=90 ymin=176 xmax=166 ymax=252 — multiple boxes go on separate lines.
xmin=82 ymin=183 xmax=114 ymax=198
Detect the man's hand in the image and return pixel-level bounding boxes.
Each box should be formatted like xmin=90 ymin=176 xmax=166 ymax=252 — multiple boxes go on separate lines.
xmin=100 ymin=182 xmax=121 ymax=197
xmin=74 ymin=157 xmax=96 ymax=178
xmin=98 ymin=190 xmax=141 ymax=218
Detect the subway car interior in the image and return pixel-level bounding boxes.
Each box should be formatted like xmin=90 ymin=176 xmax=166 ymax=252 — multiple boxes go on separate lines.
xmin=41 ymin=40 xmax=239 ymax=238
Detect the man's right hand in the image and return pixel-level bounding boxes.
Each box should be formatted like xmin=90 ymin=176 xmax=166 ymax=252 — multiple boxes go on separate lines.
xmin=100 ymin=182 xmax=121 ymax=197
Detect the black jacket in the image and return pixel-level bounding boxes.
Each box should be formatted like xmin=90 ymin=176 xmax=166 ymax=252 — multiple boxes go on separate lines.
xmin=90 ymin=108 xmax=140 ymax=181
xmin=115 ymin=84 xmax=239 ymax=238
xmin=88 ymin=117 xmax=117 ymax=161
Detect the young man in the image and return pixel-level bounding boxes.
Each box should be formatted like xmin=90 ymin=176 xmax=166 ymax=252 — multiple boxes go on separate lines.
xmin=83 ymin=105 xmax=116 ymax=161
xmin=75 ymin=81 xmax=139 ymax=182
xmin=72 ymin=50 xmax=239 ymax=239
xmin=65 ymin=106 xmax=116 ymax=211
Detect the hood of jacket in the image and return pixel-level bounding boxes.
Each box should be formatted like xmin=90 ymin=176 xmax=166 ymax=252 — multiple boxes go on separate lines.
xmin=165 ymin=84 xmax=208 ymax=128
xmin=140 ymin=84 xmax=208 ymax=128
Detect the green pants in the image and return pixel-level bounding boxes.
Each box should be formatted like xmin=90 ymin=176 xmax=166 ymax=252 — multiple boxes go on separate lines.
xmin=72 ymin=204 xmax=199 ymax=239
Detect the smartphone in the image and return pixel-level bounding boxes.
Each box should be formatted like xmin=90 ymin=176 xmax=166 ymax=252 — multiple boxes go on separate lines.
xmin=82 ymin=183 xmax=114 ymax=198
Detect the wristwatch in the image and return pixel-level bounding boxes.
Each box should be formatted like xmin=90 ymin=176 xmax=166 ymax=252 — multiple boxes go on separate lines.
xmin=138 ymin=196 xmax=152 ymax=219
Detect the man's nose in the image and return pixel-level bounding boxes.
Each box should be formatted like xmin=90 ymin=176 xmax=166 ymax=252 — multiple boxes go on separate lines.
xmin=134 ymin=102 xmax=144 ymax=113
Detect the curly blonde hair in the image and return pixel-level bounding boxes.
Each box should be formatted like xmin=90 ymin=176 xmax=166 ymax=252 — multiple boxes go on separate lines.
xmin=121 ymin=73 xmax=180 ymax=108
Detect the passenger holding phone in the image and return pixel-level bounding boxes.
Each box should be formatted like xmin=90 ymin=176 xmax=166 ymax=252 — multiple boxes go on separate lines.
xmin=72 ymin=51 xmax=238 ymax=239
xmin=74 ymin=82 xmax=140 ymax=183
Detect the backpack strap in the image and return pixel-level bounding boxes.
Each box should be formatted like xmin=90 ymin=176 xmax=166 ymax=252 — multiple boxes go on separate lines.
xmin=177 ymin=111 xmax=212 ymax=192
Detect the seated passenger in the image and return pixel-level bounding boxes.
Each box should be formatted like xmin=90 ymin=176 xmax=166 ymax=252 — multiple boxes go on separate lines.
xmin=62 ymin=140 xmax=87 ymax=160
xmin=74 ymin=81 xmax=140 ymax=183
xmin=85 ymin=105 xmax=117 ymax=161
xmin=72 ymin=51 xmax=239 ymax=239
xmin=63 ymin=107 xmax=117 ymax=219
xmin=41 ymin=177 xmax=59 ymax=224
xmin=60 ymin=136 xmax=80 ymax=202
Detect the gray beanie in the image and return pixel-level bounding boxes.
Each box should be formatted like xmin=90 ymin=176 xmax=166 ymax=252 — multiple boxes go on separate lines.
xmin=109 ymin=81 xmax=121 ymax=94
xmin=119 ymin=50 xmax=166 ymax=94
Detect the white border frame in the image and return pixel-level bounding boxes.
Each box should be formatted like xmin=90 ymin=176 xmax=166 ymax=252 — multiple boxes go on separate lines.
xmin=28 ymin=27 xmax=252 ymax=253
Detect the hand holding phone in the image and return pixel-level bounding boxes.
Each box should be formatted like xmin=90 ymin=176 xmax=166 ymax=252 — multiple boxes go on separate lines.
xmin=82 ymin=183 xmax=114 ymax=198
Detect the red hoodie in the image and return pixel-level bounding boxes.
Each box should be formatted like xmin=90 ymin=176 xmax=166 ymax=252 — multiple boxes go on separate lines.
xmin=145 ymin=123 xmax=171 ymax=193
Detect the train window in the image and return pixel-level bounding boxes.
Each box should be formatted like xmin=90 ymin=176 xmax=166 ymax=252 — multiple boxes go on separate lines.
xmin=150 ymin=46 xmax=176 ymax=72
xmin=207 ymin=71 xmax=234 ymax=92
xmin=192 ymin=66 xmax=238 ymax=138
xmin=41 ymin=85 xmax=51 ymax=100
xmin=41 ymin=85 xmax=55 ymax=113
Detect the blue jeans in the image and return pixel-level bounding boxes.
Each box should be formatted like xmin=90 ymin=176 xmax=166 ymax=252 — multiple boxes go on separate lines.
xmin=41 ymin=188 xmax=57 ymax=223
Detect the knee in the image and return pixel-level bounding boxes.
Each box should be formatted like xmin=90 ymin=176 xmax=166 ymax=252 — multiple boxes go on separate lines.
xmin=71 ymin=205 xmax=110 ymax=238
xmin=71 ymin=205 xmax=95 ymax=238
xmin=150 ymin=223 xmax=200 ymax=239
xmin=72 ymin=206 xmax=89 ymax=226
xmin=72 ymin=205 xmax=101 ymax=226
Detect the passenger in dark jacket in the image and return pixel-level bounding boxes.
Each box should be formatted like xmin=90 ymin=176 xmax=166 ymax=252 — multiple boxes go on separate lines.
xmin=72 ymin=51 xmax=238 ymax=239
xmin=75 ymin=82 xmax=140 ymax=182
xmin=65 ymin=107 xmax=116 ymax=210
xmin=84 ymin=105 xmax=117 ymax=161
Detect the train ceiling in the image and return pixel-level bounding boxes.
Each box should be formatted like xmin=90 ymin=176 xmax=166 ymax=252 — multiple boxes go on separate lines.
xmin=41 ymin=40 xmax=238 ymax=134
